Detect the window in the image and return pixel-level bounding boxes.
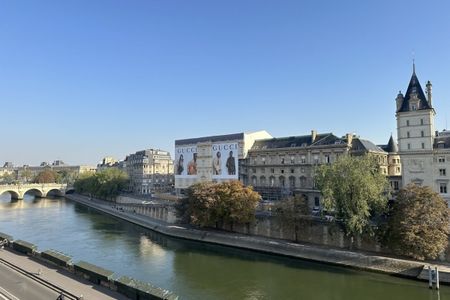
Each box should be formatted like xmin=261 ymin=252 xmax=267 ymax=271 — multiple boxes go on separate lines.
xmin=262 ymin=157 xmax=266 ymax=164
xmin=314 ymin=197 xmax=320 ymax=207
xmin=290 ymin=156 xmax=295 ymax=164
xmin=396 ymin=167 xmax=401 ymax=173
xmin=440 ymin=183 xmax=447 ymax=194
xmin=407 ymin=131 xmax=410 ymax=138
xmin=301 ymin=156 xmax=306 ymax=164
xmin=411 ymin=105 xmax=417 ymax=111
xmin=407 ymin=143 xmax=411 ymax=150
xmin=279 ymin=176 xmax=286 ymax=187
xmin=313 ymin=155 xmax=319 ymax=164
xmin=439 ymin=169 xmax=446 ymax=176
xmin=421 ymin=131 xmax=424 ymax=137
xmin=281 ymin=169 xmax=285 ymax=174
xmin=439 ymin=156 xmax=446 ymax=163
xmin=406 ymin=120 xmax=410 ymax=126
xmin=421 ymin=143 xmax=425 ymax=149
xmin=324 ymin=154 xmax=330 ymax=164
xmin=289 ymin=176 xmax=295 ymax=188
xmin=301 ymin=168 xmax=305 ymax=173
xmin=270 ymin=168 xmax=275 ymax=173
xmin=290 ymin=168 xmax=295 ymax=174
xmin=281 ymin=157 xmax=285 ymax=164
xmin=393 ymin=181 xmax=399 ymax=191
xmin=261 ymin=168 xmax=265 ymax=173
xmin=421 ymin=119 xmax=424 ymax=125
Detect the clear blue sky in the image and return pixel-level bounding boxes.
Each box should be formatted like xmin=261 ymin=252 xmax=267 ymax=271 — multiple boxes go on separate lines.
xmin=1 ymin=0 xmax=450 ymax=166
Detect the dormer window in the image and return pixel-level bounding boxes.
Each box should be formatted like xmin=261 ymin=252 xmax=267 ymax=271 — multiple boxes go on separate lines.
xmin=411 ymin=104 xmax=417 ymax=111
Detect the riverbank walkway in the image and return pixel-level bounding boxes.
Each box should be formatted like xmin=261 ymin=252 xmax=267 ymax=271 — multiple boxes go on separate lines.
xmin=66 ymin=194 xmax=450 ymax=285
xmin=0 ymin=248 xmax=128 ymax=300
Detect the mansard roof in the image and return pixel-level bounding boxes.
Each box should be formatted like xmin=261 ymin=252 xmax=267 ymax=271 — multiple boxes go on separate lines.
xmin=397 ymin=68 xmax=432 ymax=113
xmin=250 ymin=133 xmax=342 ymax=150
xmin=351 ymin=138 xmax=385 ymax=153
xmin=378 ymin=135 xmax=399 ymax=153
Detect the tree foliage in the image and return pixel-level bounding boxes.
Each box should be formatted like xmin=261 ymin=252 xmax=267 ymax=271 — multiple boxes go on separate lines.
xmin=273 ymin=195 xmax=311 ymax=242
xmin=177 ymin=180 xmax=260 ymax=228
xmin=382 ymin=184 xmax=449 ymax=260
xmin=315 ymin=155 xmax=389 ymax=236
xmin=73 ymin=168 xmax=129 ymax=201
xmin=34 ymin=169 xmax=58 ymax=183
xmin=0 ymin=173 xmax=17 ymax=184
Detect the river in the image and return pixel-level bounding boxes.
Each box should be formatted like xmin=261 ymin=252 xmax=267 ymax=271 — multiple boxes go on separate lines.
xmin=0 ymin=194 xmax=446 ymax=300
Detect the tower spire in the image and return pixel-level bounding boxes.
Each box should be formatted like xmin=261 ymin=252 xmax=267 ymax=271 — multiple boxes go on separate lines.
xmin=413 ymin=58 xmax=416 ymax=74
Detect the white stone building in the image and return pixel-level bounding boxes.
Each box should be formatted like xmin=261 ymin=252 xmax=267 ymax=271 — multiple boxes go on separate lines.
xmin=396 ymin=64 xmax=450 ymax=202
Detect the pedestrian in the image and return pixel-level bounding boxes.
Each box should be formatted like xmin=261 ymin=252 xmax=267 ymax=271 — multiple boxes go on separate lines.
xmin=56 ymin=293 xmax=65 ymax=300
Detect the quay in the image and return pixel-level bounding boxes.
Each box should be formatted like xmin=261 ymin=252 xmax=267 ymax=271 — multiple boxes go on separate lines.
xmin=65 ymin=194 xmax=450 ymax=285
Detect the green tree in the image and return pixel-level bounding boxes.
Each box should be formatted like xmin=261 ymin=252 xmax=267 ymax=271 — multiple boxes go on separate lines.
xmin=73 ymin=168 xmax=129 ymax=201
xmin=274 ymin=195 xmax=311 ymax=242
xmin=382 ymin=184 xmax=449 ymax=260
xmin=0 ymin=173 xmax=17 ymax=184
xmin=34 ymin=169 xmax=58 ymax=183
xmin=20 ymin=169 xmax=33 ymax=183
xmin=177 ymin=180 xmax=260 ymax=229
xmin=315 ymin=155 xmax=389 ymax=238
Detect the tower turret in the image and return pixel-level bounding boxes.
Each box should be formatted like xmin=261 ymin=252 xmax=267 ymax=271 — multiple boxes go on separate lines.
xmin=396 ymin=91 xmax=404 ymax=112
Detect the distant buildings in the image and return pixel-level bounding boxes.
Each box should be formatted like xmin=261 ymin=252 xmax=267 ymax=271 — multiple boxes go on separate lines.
xmin=124 ymin=149 xmax=174 ymax=195
xmin=395 ymin=65 xmax=450 ymax=202
xmin=174 ymin=131 xmax=272 ymax=192
xmin=96 ymin=156 xmax=120 ymax=172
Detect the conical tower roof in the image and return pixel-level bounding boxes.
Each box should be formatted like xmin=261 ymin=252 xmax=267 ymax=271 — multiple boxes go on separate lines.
xmin=385 ymin=135 xmax=399 ymax=153
xmin=397 ymin=64 xmax=432 ymax=112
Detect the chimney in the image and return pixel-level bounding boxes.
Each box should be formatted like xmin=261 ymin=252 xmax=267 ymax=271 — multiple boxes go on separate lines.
xmin=396 ymin=91 xmax=404 ymax=112
xmin=311 ymin=130 xmax=317 ymax=143
xmin=426 ymin=80 xmax=432 ymax=107
xmin=346 ymin=133 xmax=353 ymax=146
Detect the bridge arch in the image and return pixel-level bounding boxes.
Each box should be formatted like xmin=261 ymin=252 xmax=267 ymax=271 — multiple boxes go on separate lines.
xmin=65 ymin=188 xmax=75 ymax=195
xmin=0 ymin=190 xmax=20 ymax=200
xmin=23 ymin=189 xmax=44 ymax=198
xmin=47 ymin=189 xmax=64 ymax=197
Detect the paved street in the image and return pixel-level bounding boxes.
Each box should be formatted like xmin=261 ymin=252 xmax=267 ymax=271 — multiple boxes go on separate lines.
xmin=0 ymin=249 xmax=128 ymax=300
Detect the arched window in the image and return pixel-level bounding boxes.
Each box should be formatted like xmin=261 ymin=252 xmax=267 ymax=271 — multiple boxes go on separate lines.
xmin=300 ymin=176 xmax=307 ymax=188
xmin=251 ymin=176 xmax=257 ymax=186
xmin=269 ymin=176 xmax=275 ymax=187
xmin=289 ymin=176 xmax=296 ymax=188
xmin=279 ymin=176 xmax=286 ymax=188
xmin=260 ymin=176 xmax=266 ymax=186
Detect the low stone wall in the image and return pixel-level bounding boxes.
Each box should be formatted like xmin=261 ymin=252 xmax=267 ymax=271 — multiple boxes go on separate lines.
xmin=2 ymin=233 xmax=178 ymax=300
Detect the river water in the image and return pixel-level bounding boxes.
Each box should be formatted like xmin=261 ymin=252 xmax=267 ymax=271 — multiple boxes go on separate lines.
xmin=0 ymin=194 xmax=447 ymax=300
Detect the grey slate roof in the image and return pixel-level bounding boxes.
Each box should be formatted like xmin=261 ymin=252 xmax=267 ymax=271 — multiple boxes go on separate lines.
xmin=434 ymin=134 xmax=450 ymax=149
xmin=378 ymin=135 xmax=399 ymax=153
xmin=250 ymin=133 xmax=338 ymax=150
xmin=397 ymin=69 xmax=432 ymax=113
xmin=352 ymin=138 xmax=385 ymax=153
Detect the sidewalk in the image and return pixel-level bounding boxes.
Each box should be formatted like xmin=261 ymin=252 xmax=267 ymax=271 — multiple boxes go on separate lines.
xmin=0 ymin=248 xmax=128 ymax=300
xmin=66 ymin=194 xmax=450 ymax=284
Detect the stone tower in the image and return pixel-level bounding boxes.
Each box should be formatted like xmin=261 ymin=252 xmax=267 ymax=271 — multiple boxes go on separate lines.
xmin=396 ymin=64 xmax=436 ymax=187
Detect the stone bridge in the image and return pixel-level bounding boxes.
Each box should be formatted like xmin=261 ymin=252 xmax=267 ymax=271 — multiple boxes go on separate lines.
xmin=0 ymin=183 xmax=74 ymax=200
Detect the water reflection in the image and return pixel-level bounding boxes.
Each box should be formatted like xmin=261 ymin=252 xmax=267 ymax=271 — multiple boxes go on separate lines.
xmin=0 ymin=196 xmax=448 ymax=300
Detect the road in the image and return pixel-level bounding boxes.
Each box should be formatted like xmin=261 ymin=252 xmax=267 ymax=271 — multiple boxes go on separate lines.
xmin=0 ymin=262 xmax=59 ymax=300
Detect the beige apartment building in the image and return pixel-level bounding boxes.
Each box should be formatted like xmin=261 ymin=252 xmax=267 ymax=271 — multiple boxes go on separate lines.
xmin=124 ymin=149 xmax=174 ymax=195
xmin=242 ymin=130 xmax=399 ymax=208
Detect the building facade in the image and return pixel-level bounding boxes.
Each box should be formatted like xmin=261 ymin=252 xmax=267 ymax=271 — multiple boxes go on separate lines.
xmin=242 ymin=130 xmax=395 ymax=208
xmin=396 ymin=65 xmax=450 ymax=202
xmin=174 ymin=131 xmax=272 ymax=192
xmin=124 ymin=149 xmax=174 ymax=195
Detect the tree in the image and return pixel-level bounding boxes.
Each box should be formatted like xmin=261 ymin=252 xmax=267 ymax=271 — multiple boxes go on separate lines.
xmin=73 ymin=168 xmax=129 ymax=201
xmin=315 ymin=155 xmax=389 ymax=238
xmin=382 ymin=184 xmax=449 ymax=260
xmin=34 ymin=169 xmax=58 ymax=183
xmin=177 ymin=180 xmax=260 ymax=229
xmin=20 ymin=169 xmax=33 ymax=183
xmin=0 ymin=173 xmax=16 ymax=184
xmin=274 ymin=195 xmax=311 ymax=242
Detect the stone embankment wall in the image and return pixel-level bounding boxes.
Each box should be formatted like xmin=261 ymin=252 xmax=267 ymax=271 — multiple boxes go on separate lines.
xmin=0 ymin=232 xmax=178 ymax=300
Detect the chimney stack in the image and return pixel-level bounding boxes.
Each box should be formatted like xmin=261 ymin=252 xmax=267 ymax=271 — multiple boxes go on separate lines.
xmin=346 ymin=133 xmax=353 ymax=146
xmin=311 ymin=130 xmax=317 ymax=143
xmin=426 ymin=80 xmax=432 ymax=107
